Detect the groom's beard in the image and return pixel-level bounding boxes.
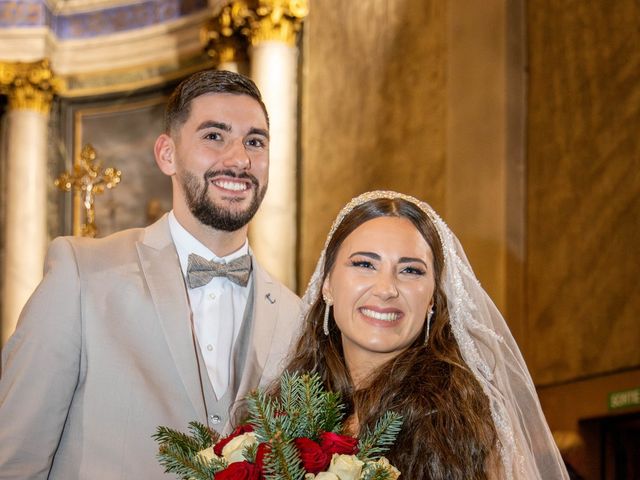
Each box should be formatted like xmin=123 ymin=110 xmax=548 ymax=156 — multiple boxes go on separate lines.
xmin=180 ymin=169 xmax=267 ymax=232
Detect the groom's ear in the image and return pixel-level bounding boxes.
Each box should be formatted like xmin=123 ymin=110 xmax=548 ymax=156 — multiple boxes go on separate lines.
xmin=154 ymin=133 xmax=176 ymax=176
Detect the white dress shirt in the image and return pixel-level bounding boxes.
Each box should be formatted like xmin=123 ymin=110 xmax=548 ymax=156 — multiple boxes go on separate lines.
xmin=168 ymin=211 xmax=251 ymax=399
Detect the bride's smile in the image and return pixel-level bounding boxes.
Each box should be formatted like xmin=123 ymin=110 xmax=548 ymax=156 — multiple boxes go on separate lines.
xmin=358 ymin=306 xmax=402 ymax=323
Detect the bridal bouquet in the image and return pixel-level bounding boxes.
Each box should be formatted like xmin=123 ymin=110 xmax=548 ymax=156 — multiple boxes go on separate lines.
xmin=154 ymin=372 xmax=402 ymax=479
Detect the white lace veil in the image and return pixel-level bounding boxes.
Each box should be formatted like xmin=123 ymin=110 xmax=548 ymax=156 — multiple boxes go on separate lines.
xmin=301 ymin=191 xmax=569 ymax=480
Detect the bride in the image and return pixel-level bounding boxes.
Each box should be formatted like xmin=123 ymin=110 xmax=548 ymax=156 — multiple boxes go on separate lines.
xmin=284 ymin=191 xmax=568 ymax=479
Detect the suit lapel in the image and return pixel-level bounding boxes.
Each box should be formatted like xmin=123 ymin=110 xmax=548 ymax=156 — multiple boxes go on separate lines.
xmin=136 ymin=215 xmax=207 ymax=421
xmin=234 ymin=259 xmax=280 ymax=402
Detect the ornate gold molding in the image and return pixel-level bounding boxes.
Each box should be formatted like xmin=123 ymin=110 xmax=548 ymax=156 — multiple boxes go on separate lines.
xmin=0 ymin=59 xmax=60 ymax=113
xmin=249 ymin=0 xmax=308 ymax=46
xmin=201 ymin=1 xmax=252 ymax=65
xmin=202 ymin=0 xmax=308 ymax=61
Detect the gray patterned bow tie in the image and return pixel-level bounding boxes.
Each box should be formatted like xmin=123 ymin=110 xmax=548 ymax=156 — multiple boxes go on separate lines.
xmin=186 ymin=253 xmax=252 ymax=288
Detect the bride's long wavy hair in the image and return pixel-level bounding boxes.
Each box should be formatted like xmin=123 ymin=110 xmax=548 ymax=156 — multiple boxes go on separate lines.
xmin=285 ymin=198 xmax=497 ymax=479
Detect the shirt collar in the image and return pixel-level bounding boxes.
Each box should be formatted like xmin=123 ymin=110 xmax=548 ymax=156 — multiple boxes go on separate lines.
xmin=168 ymin=211 xmax=249 ymax=276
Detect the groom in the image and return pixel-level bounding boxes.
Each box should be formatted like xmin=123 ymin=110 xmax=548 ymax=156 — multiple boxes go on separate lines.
xmin=0 ymin=70 xmax=302 ymax=478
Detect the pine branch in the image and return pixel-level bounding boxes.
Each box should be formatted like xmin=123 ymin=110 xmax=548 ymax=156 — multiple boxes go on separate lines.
xmin=319 ymin=391 xmax=344 ymax=433
xmin=243 ymin=442 xmax=258 ymax=463
xmin=153 ymin=426 xmax=204 ymax=455
xmin=262 ymin=432 xmax=305 ymax=480
xmin=278 ymin=371 xmax=304 ymax=439
xmin=156 ymin=442 xmax=226 ymax=480
xmin=357 ymin=411 xmax=403 ymax=461
xmin=297 ymin=373 xmax=326 ymax=440
xmin=187 ymin=421 xmax=220 ymax=449
xmin=279 ymin=371 xmax=298 ymax=413
xmin=246 ymin=389 xmax=280 ymax=443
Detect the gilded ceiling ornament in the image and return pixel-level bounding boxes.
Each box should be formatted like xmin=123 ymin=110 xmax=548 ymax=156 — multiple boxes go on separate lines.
xmin=202 ymin=0 xmax=308 ymax=62
xmin=249 ymin=0 xmax=308 ymax=46
xmin=201 ymin=1 xmax=253 ymax=65
xmin=0 ymin=59 xmax=61 ymax=114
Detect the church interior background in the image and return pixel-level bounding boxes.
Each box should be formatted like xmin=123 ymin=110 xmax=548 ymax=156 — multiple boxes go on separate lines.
xmin=0 ymin=0 xmax=638 ymax=477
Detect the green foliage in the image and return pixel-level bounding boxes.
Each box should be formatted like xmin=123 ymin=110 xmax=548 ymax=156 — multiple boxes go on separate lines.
xmin=153 ymin=421 xmax=219 ymax=453
xmin=247 ymin=372 xmax=340 ymax=479
xmin=262 ymin=434 xmax=306 ymax=480
xmin=247 ymin=371 xmax=345 ymax=444
xmin=356 ymin=411 xmax=403 ymax=461
xmin=320 ymin=390 xmax=344 ymax=433
xmin=246 ymin=388 xmax=279 ymax=442
xmin=243 ymin=442 xmax=258 ymax=463
xmin=153 ymin=372 xmax=403 ymax=480
xmin=153 ymin=422 xmax=226 ymax=480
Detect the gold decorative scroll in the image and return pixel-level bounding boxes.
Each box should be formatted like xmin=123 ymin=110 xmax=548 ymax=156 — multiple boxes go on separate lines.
xmin=55 ymin=144 xmax=122 ymax=238
xmin=201 ymin=1 xmax=252 ymax=65
xmin=0 ymin=59 xmax=60 ymax=113
xmin=249 ymin=0 xmax=308 ymax=46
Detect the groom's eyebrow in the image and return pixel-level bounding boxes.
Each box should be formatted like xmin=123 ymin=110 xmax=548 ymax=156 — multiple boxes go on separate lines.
xmin=197 ymin=120 xmax=230 ymax=132
xmin=349 ymin=252 xmax=380 ymax=260
xmin=248 ymin=127 xmax=269 ymax=139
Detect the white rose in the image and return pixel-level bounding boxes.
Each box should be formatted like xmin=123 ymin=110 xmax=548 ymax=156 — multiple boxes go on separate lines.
xmin=366 ymin=457 xmax=401 ymax=479
xmin=328 ymin=453 xmax=364 ymax=480
xmin=195 ymin=446 xmax=220 ymax=464
xmin=221 ymin=432 xmax=257 ymax=463
xmin=314 ymin=473 xmax=340 ymax=480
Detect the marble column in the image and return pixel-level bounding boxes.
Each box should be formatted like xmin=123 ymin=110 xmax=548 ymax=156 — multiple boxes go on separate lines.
xmin=0 ymin=60 xmax=56 ymax=345
xmin=247 ymin=0 xmax=307 ymax=290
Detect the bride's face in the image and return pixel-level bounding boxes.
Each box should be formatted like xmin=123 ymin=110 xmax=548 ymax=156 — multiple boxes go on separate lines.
xmin=323 ymin=216 xmax=435 ymax=376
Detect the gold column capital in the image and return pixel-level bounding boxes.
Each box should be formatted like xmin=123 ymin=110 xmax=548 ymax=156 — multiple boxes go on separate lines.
xmin=0 ymin=59 xmax=60 ymax=113
xmin=249 ymin=0 xmax=308 ymax=46
xmin=201 ymin=1 xmax=252 ymax=65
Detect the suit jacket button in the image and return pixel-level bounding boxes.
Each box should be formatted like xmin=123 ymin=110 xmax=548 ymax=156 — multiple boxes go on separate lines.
xmin=210 ymin=414 xmax=221 ymax=424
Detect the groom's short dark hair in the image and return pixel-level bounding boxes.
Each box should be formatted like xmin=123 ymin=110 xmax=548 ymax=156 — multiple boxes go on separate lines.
xmin=164 ymin=69 xmax=269 ymax=133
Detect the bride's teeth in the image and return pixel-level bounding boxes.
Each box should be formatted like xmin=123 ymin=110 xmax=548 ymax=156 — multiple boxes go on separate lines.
xmin=214 ymin=180 xmax=247 ymax=191
xmin=361 ymin=308 xmax=399 ymax=322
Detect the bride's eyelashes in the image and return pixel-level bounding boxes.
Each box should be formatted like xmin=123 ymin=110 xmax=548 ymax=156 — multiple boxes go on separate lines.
xmin=349 ymin=259 xmax=374 ymax=269
xmin=348 ymin=258 xmax=426 ymax=276
xmin=400 ymin=265 xmax=426 ymax=276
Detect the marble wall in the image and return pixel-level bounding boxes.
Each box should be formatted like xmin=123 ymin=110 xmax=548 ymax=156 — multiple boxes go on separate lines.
xmin=299 ymin=0 xmax=447 ymax=289
xmin=526 ymin=0 xmax=640 ymax=385
xmin=300 ymin=0 xmax=640 ymax=392
xmin=299 ymin=0 xmax=519 ymax=324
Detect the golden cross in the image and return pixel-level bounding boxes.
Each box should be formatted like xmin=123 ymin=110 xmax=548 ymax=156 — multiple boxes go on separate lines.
xmin=55 ymin=144 xmax=121 ymax=237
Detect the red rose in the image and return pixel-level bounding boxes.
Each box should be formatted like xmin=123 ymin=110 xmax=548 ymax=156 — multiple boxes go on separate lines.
xmin=255 ymin=442 xmax=271 ymax=473
xmin=319 ymin=431 xmax=359 ymax=456
xmin=294 ymin=437 xmax=330 ymax=473
xmin=215 ymin=461 xmax=260 ymax=480
xmin=214 ymin=425 xmax=254 ymax=456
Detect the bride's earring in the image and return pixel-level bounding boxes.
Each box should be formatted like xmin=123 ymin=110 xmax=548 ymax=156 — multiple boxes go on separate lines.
xmin=425 ymin=307 xmax=434 ymax=345
xmin=323 ymin=297 xmax=333 ymax=336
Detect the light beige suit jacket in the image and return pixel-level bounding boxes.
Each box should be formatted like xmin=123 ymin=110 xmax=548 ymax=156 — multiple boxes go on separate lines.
xmin=0 ymin=215 xmax=302 ymax=479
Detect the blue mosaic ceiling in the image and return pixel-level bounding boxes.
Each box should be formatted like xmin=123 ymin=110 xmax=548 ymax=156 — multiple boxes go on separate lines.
xmin=0 ymin=0 xmax=208 ymax=39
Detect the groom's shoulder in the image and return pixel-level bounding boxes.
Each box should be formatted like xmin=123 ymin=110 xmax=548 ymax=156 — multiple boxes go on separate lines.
xmin=48 ymin=224 xmax=155 ymax=274
xmin=56 ymin=215 xmax=169 ymax=254
xmin=56 ymin=226 xmax=145 ymax=253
